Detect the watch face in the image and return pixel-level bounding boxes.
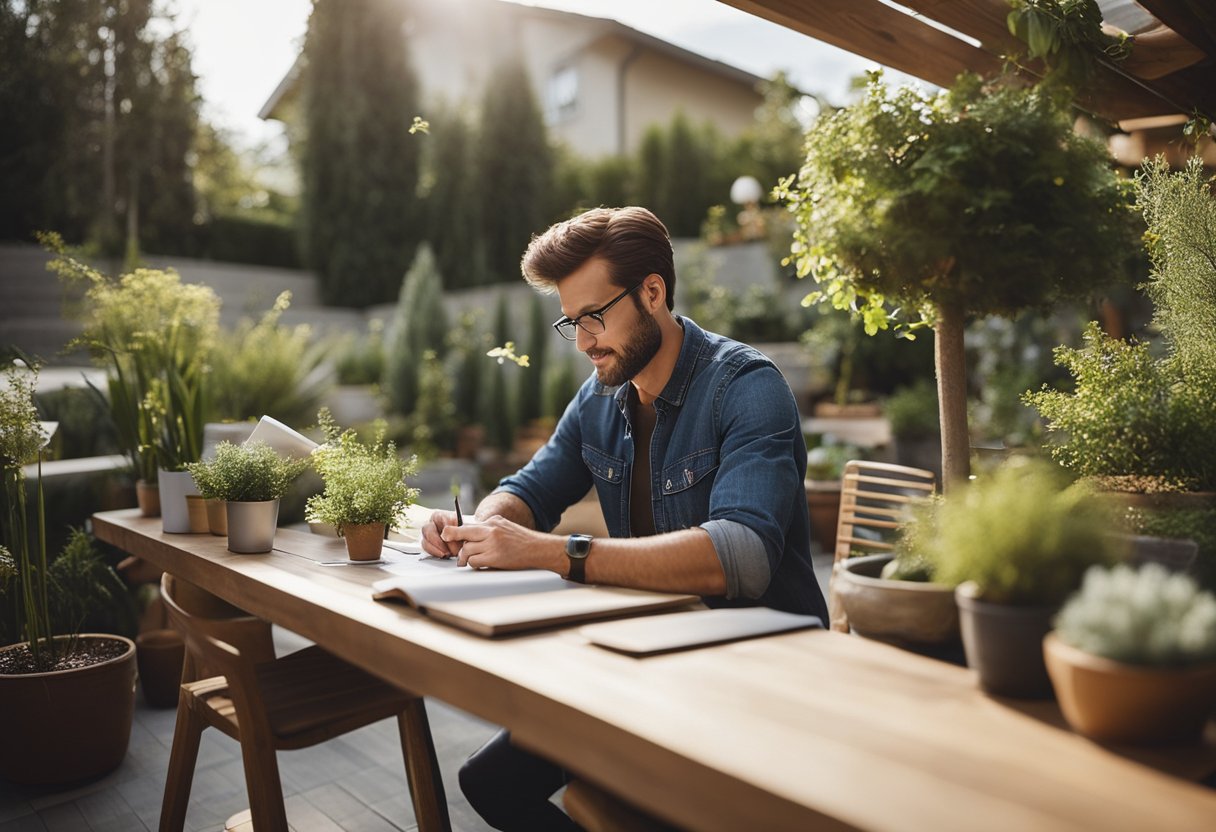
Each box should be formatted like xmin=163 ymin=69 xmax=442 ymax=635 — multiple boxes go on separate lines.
xmin=567 ymin=534 xmax=592 ymax=557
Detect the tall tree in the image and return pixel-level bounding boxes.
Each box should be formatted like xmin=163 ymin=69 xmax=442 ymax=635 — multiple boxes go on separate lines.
xmin=383 ymin=243 xmax=448 ymax=418
xmin=475 ymin=55 xmax=553 ymax=284
xmin=424 ymin=109 xmax=486 ymax=289
xmin=300 ymin=0 xmax=422 ymax=307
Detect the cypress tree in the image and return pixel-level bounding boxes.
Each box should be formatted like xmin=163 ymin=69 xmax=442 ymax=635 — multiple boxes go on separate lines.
xmin=425 ymin=109 xmax=486 ymax=289
xmin=483 ymin=293 xmax=517 ymax=452
xmin=300 ymin=0 xmax=422 ymax=307
xmin=383 ymin=244 xmax=448 ymax=417
xmin=517 ymin=293 xmax=549 ymax=425
xmin=475 ymin=55 xmax=553 ymax=284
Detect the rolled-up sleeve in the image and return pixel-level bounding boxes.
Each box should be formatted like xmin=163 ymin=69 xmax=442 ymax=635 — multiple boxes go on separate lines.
xmin=701 ymin=363 xmax=803 ymax=600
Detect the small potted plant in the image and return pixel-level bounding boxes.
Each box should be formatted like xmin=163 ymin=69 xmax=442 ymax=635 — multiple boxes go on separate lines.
xmin=186 ymin=450 xmax=230 ymax=536
xmin=1045 ymin=563 xmax=1216 ymax=744
xmin=928 ymin=460 xmax=1117 ymax=698
xmin=307 ymin=410 xmax=419 ymax=561
xmin=883 ymin=381 xmax=941 ymax=480
xmin=187 ymin=441 xmax=308 ymax=554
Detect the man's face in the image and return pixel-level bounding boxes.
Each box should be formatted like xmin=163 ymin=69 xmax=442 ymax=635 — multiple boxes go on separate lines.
xmin=557 ymin=258 xmax=662 ymax=387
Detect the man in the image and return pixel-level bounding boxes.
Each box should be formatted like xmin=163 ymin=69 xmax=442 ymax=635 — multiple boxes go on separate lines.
xmin=421 ymin=206 xmax=828 ymax=831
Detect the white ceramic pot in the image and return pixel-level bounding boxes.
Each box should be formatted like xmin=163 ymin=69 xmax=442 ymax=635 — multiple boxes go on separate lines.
xmin=226 ymin=499 xmax=280 ymax=554
xmin=158 ymin=469 xmax=200 ymax=534
xmin=245 ymin=415 xmax=318 ymax=459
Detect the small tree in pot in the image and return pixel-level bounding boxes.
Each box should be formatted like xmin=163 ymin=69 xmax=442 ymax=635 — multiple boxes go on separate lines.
xmin=779 ymin=72 xmax=1134 ymax=490
xmin=186 ymin=441 xmax=308 ymax=553
xmin=307 ymin=410 xmax=418 ymax=561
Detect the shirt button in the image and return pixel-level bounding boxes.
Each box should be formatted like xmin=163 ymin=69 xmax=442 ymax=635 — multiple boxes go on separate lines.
xmin=665 ymin=479 xmax=672 ymax=491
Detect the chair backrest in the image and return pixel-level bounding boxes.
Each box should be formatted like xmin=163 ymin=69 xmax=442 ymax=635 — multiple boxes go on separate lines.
xmin=160 ymin=573 xmax=275 ymax=683
xmin=833 ymin=460 xmax=936 ymax=565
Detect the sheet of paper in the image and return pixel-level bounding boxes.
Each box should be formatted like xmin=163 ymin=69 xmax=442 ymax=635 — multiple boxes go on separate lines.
xmin=373 ymin=556 xmax=575 ymax=605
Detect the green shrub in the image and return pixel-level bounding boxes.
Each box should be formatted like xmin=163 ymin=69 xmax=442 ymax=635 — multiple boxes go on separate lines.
xmin=186 ymin=441 xmax=309 ymax=503
xmin=306 ymin=410 xmax=418 ymax=528
xmin=35 ymin=386 xmax=120 ymax=460
xmin=884 ymin=381 xmax=939 ymax=439
xmin=543 ymin=357 xmax=582 ymax=422
xmin=1055 ymin=563 xmax=1216 ymax=666
xmin=928 ymin=460 xmax=1117 ymax=605
xmin=333 ymin=320 xmax=386 ymax=386
xmin=883 ymin=496 xmax=942 ymax=582
xmin=384 ymin=244 xmax=448 ymax=417
xmin=47 ymin=528 xmax=136 ymax=639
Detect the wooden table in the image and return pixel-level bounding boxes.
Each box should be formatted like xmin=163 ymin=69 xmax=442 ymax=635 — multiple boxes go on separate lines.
xmin=94 ymin=510 xmax=1216 ymax=832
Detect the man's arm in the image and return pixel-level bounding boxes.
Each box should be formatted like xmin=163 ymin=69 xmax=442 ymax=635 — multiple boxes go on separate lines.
xmin=439 ymin=519 xmax=727 ymax=596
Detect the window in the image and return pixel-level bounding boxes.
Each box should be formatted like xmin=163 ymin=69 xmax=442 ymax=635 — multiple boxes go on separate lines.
xmin=547 ymin=65 xmax=578 ymax=123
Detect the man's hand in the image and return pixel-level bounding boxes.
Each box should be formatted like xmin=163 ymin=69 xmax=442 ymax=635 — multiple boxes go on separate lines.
xmin=420 ymin=510 xmax=463 ymax=558
xmin=440 ymin=516 xmax=563 ymax=571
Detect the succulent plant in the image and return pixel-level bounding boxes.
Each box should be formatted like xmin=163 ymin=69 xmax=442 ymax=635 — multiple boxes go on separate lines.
xmin=1055 ymin=563 xmax=1216 ymax=666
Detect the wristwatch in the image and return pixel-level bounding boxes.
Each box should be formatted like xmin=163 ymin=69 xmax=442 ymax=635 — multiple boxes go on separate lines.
xmin=565 ymin=534 xmax=593 ymax=584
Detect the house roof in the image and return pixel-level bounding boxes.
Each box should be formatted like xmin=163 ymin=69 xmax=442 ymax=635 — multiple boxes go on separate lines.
xmin=259 ymin=0 xmax=767 ymax=122
xmin=717 ymin=0 xmax=1216 ymax=126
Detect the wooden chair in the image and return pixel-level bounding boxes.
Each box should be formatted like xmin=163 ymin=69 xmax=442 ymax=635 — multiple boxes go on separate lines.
xmin=159 ymin=574 xmax=449 ymax=832
xmin=829 ymin=460 xmax=936 ymax=633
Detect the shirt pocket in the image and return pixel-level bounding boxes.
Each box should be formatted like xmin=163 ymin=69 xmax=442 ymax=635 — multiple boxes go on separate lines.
xmin=659 ymin=448 xmax=719 ymax=529
xmin=581 ymin=444 xmax=624 ymax=484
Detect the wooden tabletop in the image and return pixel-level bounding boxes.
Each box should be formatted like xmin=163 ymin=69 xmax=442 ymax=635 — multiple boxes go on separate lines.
xmin=93 ymin=510 xmax=1216 ymax=832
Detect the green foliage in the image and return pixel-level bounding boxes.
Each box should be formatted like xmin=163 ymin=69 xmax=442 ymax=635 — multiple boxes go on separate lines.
xmin=0 ymin=361 xmax=50 ymax=467
xmin=1123 ymin=506 xmax=1216 ymax=592
xmin=721 ymin=71 xmax=809 ymax=193
xmin=0 ymin=1 xmax=200 ymax=254
xmin=883 ymin=496 xmax=942 ymax=582
xmin=208 ymin=291 xmax=330 ymax=426
xmin=476 ymin=56 xmax=553 ymax=282
xmin=424 ymin=110 xmax=488 ymax=289
xmin=307 ymin=410 xmax=419 ymax=529
xmin=186 ymin=441 xmax=309 ymax=503
xmin=804 ymin=442 xmax=861 ymax=481
xmin=1139 ymin=157 xmax=1216 ymax=373
xmin=636 ymin=112 xmax=734 ymax=238
xmin=928 ymin=460 xmax=1116 ymax=605
xmin=1025 ymin=323 xmax=1216 ymax=490
xmin=300 ymin=0 xmax=422 ymax=307
xmin=483 ymin=295 xmax=517 ymax=452
xmin=1055 ymin=564 xmax=1216 ymax=666
xmin=448 ymin=311 xmax=487 ymax=426
xmin=543 ymin=357 xmax=582 ymax=422
xmin=884 ymin=381 xmax=939 ymax=439
xmin=384 ymin=244 xmax=449 ymax=417
xmin=35 ymin=386 xmax=119 ymax=460
xmin=779 ymin=72 xmax=1134 ymax=333
xmin=47 ymin=528 xmax=135 ymax=639
xmin=1006 ymin=0 xmax=1130 ymax=92
xmin=333 ymin=320 xmax=386 ymax=386
xmin=518 ymin=295 xmax=550 ymax=425
xmin=399 ymin=351 xmax=457 ymax=459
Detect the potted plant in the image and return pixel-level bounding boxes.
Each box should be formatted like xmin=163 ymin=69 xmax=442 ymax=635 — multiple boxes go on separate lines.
xmin=186 ymin=448 xmax=230 ymax=536
xmin=1025 ymin=157 xmax=1216 ymax=591
xmin=1045 ymin=563 xmax=1216 ymax=744
xmin=47 ymin=240 xmax=222 ymax=531
xmin=884 ymin=381 xmax=941 ymax=480
xmin=0 ymin=360 xmax=137 ymax=785
xmin=927 ymin=460 xmax=1117 ymax=697
xmin=803 ymin=441 xmax=860 ymax=554
xmin=187 ymin=441 xmax=309 ymax=554
xmin=307 ymin=410 xmax=419 ymax=561
xmin=778 ymin=71 xmax=1134 ymax=489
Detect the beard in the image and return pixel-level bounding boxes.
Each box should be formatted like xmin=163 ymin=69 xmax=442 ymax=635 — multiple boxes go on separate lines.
xmin=592 ymin=307 xmax=663 ymax=387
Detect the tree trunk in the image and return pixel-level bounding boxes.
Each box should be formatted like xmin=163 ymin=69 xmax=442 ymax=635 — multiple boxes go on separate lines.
xmin=934 ymin=302 xmax=970 ymax=491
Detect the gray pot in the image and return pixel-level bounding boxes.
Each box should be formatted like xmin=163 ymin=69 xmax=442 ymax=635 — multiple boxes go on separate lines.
xmin=836 ymin=554 xmax=960 ymax=645
xmin=226 ymin=499 xmax=280 ymax=554
xmin=955 ymin=582 xmax=1056 ymax=699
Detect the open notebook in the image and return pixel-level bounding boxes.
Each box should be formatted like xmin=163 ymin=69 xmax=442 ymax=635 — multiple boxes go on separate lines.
xmin=371 ymin=554 xmax=698 ymax=636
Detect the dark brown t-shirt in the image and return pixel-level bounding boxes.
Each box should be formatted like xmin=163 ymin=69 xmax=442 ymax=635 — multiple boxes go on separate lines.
xmin=629 ymin=390 xmax=658 ymax=537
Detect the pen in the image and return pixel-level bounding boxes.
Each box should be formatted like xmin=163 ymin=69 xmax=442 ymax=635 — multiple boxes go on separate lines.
xmin=454 ymin=494 xmax=463 ymax=527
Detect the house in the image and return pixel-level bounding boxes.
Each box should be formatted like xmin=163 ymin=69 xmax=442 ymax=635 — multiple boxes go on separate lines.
xmin=259 ymin=0 xmax=767 ymax=157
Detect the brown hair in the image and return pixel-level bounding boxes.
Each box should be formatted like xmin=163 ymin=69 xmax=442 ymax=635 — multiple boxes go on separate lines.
xmin=520 ymin=207 xmax=676 ymax=310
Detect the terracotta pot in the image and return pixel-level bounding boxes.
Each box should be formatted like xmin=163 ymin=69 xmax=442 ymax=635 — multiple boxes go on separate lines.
xmin=205 ymin=498 xmax=228 ymax=536
xmin=136 ymin=479 xmax=161 ymax=517
xmin=835 ymin=554 xmax=960 ymax=645
xmin=135 ymin=629 xmax=185 ymax=709
xmin=226 ymin=499 xmax=280 ymax=554
xmin=343 ymin=522 xmax=386 ymax=561
xmin=804 ymin=480 xmax=841 ymax=554
xmin=1044 ymin=633 xmax=1216 ymax=744
xmin=185 ymin=495 xmax=209 ymax=533
xmin=0 ymin=635 xmax=136 ymax=785
xmin=956 ymin=582 xmax=1056 ymax=699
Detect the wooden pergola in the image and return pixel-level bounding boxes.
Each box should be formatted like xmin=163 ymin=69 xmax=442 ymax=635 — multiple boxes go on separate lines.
xmin=719 ymin=0 xmax=1216 ymax=126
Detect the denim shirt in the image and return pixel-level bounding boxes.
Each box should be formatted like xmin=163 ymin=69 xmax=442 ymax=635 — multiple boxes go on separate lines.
xmin=498 ymin=317 xmax=828 ymax=619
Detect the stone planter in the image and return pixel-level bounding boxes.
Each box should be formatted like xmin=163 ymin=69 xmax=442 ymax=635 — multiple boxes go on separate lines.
xmin=1044 ymin=633 xmax=1216 ymax=744
xmin=0 ymin=635 xmax=136 ymax=785
xmin=136 ymin=478 xmax=161 ymax=517
xmin=835 ymin=554 xmax=960 ymax=646
xmin=956 ymin=582 xmax=1056 ymax=699
xmin=226 ymin=499 xmax=280 ymax=554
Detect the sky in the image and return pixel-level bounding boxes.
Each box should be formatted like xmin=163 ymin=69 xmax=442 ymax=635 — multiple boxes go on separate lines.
xmin=175 ymin=0 xmax=918 ymax=151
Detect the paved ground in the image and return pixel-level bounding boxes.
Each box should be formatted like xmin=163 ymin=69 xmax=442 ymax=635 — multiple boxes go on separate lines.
xmin=0 ymin=554 xmax=834 ymax=831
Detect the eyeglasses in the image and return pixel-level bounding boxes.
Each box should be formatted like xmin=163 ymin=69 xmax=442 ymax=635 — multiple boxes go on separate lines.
xmin=551 ymin=284 xmax=642 ymax=341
